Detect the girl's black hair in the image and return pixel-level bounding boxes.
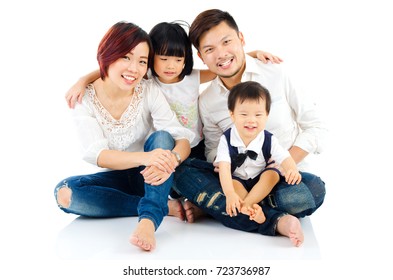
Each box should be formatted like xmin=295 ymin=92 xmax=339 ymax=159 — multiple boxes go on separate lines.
xmin=149 ymin=21 xmax=193 ymax=80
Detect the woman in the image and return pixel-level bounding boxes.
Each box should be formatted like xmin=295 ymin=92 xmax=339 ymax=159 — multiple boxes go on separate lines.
xmin=54 ymin=21 xmax=194 ymax=251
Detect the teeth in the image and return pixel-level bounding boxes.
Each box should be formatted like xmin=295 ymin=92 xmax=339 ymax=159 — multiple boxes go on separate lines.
xmin=123 ymin=75 xmax=136 ymax=81
xmin=219 ymin=59 xmax=231 ymax=67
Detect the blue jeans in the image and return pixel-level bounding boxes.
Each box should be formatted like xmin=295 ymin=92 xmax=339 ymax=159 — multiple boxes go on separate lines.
xmin=54 ymin=131 xmax=175 ymax=230
xmin=173 ymin=158 xmax=325 ymax=236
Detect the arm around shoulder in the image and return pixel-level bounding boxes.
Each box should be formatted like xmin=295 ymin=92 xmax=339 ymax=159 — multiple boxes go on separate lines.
xmin=65 ymin=69 xmax=100 ymax=109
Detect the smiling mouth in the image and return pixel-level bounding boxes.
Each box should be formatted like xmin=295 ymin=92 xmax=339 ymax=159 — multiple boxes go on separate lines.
xmin=122 ymin=75 xmax=136 ymax=81
xmin=244 ymin=125 xmax=256 ymax=130
xmin=218 ymin=58 xmax=233 ymax=67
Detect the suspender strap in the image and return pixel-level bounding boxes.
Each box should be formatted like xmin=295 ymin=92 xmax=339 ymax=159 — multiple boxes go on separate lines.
xmin=223 ymin=128 xmax=273 ymax=173
xmin=261 ymin=130 xmax=272 ymax=166
xmin=223 ymin=128 xmax=237 ymax=173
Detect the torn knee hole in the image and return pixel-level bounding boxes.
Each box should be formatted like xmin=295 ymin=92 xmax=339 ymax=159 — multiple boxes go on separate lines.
xmin=207 ymin=192 xmax=220 ymax=208
xmin=57 ymin=187 xmax=72 ymax=208
xmin=196 ymin=192 xmax=207 ymax=204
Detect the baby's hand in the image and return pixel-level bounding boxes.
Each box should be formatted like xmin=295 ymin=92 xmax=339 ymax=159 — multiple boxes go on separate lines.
xmin=285 ymin=169 xmax=302 ymax=185
xmin=225 ymin=193 xmax=243 ymax=217
xmin=213 ymin=161 xmax=220 ymax=173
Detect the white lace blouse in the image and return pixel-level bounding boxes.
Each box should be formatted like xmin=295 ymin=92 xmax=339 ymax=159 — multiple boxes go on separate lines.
xmin=73 ymin=79 xmax=195 ymax=166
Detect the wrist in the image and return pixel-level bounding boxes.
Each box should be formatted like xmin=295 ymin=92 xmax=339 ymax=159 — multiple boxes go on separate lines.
xmin=171 ymin=150 xmax=182 ymax=165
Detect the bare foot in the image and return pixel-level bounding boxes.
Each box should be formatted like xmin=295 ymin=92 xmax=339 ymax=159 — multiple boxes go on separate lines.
xmin=129 ymin=218 xmax=156 ymax=251
xmin=276 ymin=214 xmax=304 ymax=247
xmin=248 ymin=204 xmax=266 ymax=224
xmin=182 ymin=200 xmax=206 ymax=223
xmin=168 ymin=199 xmax=185 ymax=221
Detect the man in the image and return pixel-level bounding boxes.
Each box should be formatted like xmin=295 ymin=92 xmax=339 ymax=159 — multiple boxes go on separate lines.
xmin=173 ymin=9 xmax=326 ymax=246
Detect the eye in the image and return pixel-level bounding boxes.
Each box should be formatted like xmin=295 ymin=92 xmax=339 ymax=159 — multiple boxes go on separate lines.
xmin=205 ymin=47 xmax=213 ymax=54
xmin=140 ymin=60 xmax=147 ymax=65
xmin=223 ymin=39 xmax=231 ymax=45
xmin=123 ymin=55 xmax=130 ymax=60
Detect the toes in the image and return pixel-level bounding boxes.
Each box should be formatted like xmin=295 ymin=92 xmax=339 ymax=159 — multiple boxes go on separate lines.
xmin=131 ymin=235 xmax=154 ymax=251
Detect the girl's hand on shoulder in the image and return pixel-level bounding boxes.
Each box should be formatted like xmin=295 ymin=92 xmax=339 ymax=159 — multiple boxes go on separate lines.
xmin=65 ymin=80 xmax=86 ymax=109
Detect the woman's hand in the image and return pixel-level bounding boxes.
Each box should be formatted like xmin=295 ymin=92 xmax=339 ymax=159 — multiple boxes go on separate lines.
xmin=145 ymin=148 xmax=177 ymax=173
xmin=141 ymin=165 xmax=172 ymax=186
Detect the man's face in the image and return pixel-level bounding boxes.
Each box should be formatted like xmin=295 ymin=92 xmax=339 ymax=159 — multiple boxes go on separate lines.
xmin=197 ymin=21 xmax=246 ymax=79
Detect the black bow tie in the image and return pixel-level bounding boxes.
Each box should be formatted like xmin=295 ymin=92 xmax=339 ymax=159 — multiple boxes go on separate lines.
xmin=233 ymin=150 xmax=258 ymax=168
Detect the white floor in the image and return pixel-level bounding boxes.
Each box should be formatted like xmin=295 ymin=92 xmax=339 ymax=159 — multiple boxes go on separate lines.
xmin=55 ymin=215 xmax=320 ymax=260
xmin=2 ymin=1 xmax=393 ymax=279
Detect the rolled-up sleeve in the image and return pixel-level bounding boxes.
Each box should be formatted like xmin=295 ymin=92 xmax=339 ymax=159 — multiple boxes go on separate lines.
xmin=284 ymin=72 xmax=328 ymax=154
xmin=73 ymin=101 xmax=109 ymax=166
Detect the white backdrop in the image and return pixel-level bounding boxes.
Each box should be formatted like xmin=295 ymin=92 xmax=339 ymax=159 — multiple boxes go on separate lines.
xmin=1 ymin=0 xmax=392 ymax=279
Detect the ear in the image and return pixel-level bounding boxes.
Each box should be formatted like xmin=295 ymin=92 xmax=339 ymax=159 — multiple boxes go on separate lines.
xmin=197 ymin=51 xmax=205 ymax=64
xmin=229 ymin=110 xmax=235 ymax=122
xmin=238 ymin=31 xmax=245 ymax=46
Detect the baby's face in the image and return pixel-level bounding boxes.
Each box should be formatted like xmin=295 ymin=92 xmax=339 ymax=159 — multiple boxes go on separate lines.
xmin=230 ymin=98 xmax=268 ymax=142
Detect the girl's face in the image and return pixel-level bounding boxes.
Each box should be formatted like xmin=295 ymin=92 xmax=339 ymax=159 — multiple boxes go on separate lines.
xmin=107 ymin=42 xmax=149 ymax=91
xmin=230 ymin=97 xmax=268 ymax=144
xmin=153 ymin=55 xmax=185 ymax=84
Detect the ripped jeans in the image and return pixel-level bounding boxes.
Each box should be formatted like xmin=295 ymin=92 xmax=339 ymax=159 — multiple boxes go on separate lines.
xmin=173 ymin=158 xmax=325 ymax=236
xmin=54 ymin=131 xmax=175 ymax=230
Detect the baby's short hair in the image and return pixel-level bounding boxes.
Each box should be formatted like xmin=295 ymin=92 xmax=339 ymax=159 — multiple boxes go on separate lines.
xmin=227 ymin=81 xmax=271 ymax=113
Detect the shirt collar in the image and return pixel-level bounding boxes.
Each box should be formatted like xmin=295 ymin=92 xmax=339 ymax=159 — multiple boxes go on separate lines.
xmin=229 ymin=125 xmax=266 ymax=154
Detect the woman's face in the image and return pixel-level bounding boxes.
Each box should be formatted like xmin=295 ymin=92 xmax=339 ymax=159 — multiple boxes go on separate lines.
xmin=107 ymin=42 xmax=149 ymax=91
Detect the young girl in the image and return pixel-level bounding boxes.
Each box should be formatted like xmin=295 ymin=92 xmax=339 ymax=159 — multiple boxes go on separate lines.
xmin=148 ymin=21 xmax=214 ymax=160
